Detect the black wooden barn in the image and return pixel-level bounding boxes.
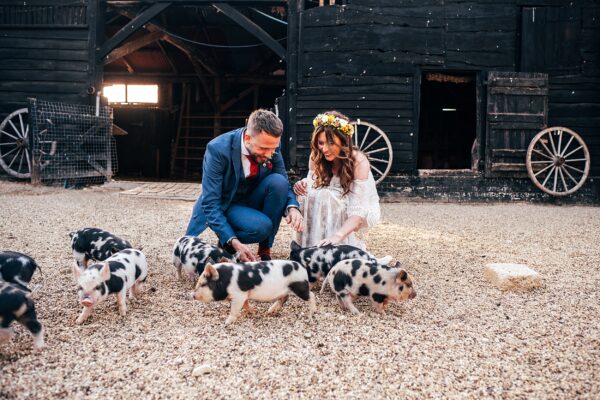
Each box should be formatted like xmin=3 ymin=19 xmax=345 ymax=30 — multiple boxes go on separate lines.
xmin=0 ymin=0 xmax=599 ymax=201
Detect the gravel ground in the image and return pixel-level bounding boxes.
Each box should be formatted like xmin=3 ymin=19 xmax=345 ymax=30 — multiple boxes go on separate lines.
xmin=0 ymin=181 xmax=599 ymax=399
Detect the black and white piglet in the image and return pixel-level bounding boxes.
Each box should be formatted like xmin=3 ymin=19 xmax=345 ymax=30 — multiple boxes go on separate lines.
xmin=72 ymin=249 xmax=147 ymax=324
xmin=289 ymin=240 xmax=392 ymax=284
xmin=172 ymin=236 xmax=235 ymax=281
xmin=69 ymin=227 xmax=133 ymax=269
xmin=192 ymin=259 xmax=316 ymax=325
xmin=0 ymin=281 xmax=44 ymax=350
xmin=0 ymin=251 xmax=40 ymax=290
xmin=322 ymin=260 xmax=416 ymax=315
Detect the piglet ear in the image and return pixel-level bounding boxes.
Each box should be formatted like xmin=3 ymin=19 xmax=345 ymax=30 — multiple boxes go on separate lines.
xmin=394 ymin=261 xmax=402 ymax=269
xmin=204 ymin=263 xmax=219 ymax=280
xmin=69 ymin=231 xmax=75 ymax=239
xmin=100 ymin=262 xmax=111 ymax=280
xmin=395 ymin=269 xmax=408 ymax=284
xmin=290 ymin=240 xmax=301 ymax=251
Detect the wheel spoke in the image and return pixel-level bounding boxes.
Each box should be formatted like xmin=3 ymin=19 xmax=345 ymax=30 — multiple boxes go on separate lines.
xmin=530 ymin=160 xmax=553 ymax=164
xmin=1 ymin=129 xmax=19 ymax=140
xmin=558 ymin=166 xmax=569 ymax=192
xmin=7 ymin=148 xmax=21 ymax=169
xmin=368 ymin=157 xmax=391 ymax=163
xmin=552 ymin=165 xmax=558 ymax=192
xmin=539 ymin=139 xmax=555 ymax=159
xmin=0 ymin=142 xmax=17 ymax=147
xmin=352 ymin=124 xmax=359 ymax=147
xmin=371 ymin=164 xmax=384 ymax=177
xmin=563 ymin=145 xmax=583 ymax=159
xmin=534 ymin=163 xmax=554 ymax=177
xmin=18 ymin=113 xmax=25 ymax=139
xmin=359 ymin=127 xmax=371 ymax=149
xmin=560 ymin=135 xmax=575 ymax=157
xmin=565 ymin=158 xmax=587 ymax=162
xmin=548 ymin=132 xmax=559 ymax=156
xmin=564 ymin=163 xmax=584 ymax=174
xmin=2 ymin=145 xmax=19 ymax=157
xmin=532 ymin=148 xmax=553 ymax=160
xmin=8 ymin=120 xmax=23 ymax=138
xmin=556 ymin=130 xmax=563 ymax=156
xmin=17 ymin=148 xmax=24 ymax=173
xmin=541 ymin=166 xmax=556 ymax=187
xmin=562 ymin=165 xmax=579 ymax=185
xmin=365 ymin=147 xmax=388 ymax=155
xmin=25 ymin=149 xmax=31 ymax=173
xmin=362 ymin=135 xmax=383 ymax=152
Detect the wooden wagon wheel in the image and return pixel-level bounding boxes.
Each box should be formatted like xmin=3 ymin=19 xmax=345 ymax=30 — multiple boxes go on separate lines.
xmin=526 ymin=126 xmax=590 ymax=196
xmin=0 ymin=108 xmax=31 ymax=179
xmin=350 ymin=120 xmax=393 ymax=184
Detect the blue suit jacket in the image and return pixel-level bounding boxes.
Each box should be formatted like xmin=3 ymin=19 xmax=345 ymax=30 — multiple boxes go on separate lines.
xmin=188 ymin=127 xmax=299 ymax=241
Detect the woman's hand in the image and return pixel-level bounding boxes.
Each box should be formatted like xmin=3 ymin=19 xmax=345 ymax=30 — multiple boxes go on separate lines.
xmin=318 ymin=233 xmax=344 ymax=246
xmin=293 ymin=179 xmax=308 ymax=196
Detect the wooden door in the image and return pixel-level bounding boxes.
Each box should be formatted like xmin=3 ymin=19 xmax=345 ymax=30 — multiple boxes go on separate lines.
xmin=485 ymin=71 xmax=548 ymax=177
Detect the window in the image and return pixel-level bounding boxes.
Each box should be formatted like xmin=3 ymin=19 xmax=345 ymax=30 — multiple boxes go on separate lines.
xmin=103 ymin=84 xmax=159 ymax=105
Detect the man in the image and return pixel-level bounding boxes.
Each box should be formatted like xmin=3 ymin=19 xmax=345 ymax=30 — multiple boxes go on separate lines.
xmin=185 ymin=109 xmax=303 ymax=262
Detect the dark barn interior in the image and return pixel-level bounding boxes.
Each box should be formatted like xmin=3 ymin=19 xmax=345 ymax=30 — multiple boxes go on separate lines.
xmin=103 ymin=3 xmax=287 ymax=180
xmin=417 ymin=73 xmax=477 ymax=170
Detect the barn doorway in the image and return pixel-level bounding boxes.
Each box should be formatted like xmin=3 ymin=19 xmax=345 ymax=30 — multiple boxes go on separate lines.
xmin=417 ymin=72 xmax=477 ymax=169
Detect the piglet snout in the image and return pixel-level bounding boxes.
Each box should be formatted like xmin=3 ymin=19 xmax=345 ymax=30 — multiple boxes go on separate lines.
xmin=409 ymin=291 xmax=417 ymax=300
xmin=81 ymin=298 xmax=94 ymax=307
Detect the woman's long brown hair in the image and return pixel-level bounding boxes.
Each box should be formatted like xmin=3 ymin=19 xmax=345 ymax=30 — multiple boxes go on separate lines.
xmin=310 ymin=111 xmax=357 ymax=195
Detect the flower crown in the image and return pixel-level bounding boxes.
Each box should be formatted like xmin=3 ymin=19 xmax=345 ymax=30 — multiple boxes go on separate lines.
xmin=312 ymin=114 xmax=354 ymax=136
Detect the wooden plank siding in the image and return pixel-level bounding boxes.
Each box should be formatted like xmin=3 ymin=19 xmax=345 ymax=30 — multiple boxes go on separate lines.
xmin=293 ymin=0 xmax=519 ymax=172
xmin=293 ymin=0 xmax=600 ymax=179
xmin=0 ymin=1 xmax=95 ymax=123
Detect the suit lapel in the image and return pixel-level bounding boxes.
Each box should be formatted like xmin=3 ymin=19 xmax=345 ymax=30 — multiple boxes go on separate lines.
xmin=232 ymin=128 xmax=243 ymax=182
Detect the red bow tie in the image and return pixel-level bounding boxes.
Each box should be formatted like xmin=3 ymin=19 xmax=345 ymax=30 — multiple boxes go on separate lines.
xmin=245 ymin=155 xmax=259 ymax=178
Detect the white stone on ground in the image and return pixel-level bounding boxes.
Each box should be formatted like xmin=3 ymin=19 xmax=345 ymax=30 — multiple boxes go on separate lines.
xmin=484 ymin=263 xmax=543 ymax=291
xmin=192 ymin=364 xmax=213 ymax=377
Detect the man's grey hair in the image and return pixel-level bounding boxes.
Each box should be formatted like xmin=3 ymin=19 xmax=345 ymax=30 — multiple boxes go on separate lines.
xmin=247 ymin=109 xmax=283 ymax=137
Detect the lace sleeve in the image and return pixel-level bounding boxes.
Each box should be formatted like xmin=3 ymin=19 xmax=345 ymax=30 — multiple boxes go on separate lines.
xmin=347 ymin=173 xmax=381 ymax=229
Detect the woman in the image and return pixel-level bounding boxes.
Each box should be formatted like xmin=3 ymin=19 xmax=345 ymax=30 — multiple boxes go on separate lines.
xmin=293 ymin=111 xmax=381 ymax=250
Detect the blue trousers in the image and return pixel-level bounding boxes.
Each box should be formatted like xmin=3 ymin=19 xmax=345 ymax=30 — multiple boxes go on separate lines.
xmin=185 ymin=173 xmax=288 ymax=248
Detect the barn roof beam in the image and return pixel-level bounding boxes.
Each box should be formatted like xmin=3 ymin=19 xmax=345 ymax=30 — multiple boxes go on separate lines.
xmin=107 ymin=1 xmax=286 ymax=5
xmin=98 ymin=3 xmax=171 ymax=62
xmin=117 ymin=8 xmax=218 ymax=110
xmin=212 ymin=3 xmax=285 ymax=60
xmin=103 ymin=30 xmax=165 ymax=65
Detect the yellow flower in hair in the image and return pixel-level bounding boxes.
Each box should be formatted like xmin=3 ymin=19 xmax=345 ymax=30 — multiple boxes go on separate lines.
xmin=312 ymin=113 xmax=354 ymax=136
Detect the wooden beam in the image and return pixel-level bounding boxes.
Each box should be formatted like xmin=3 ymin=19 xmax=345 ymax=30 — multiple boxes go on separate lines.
xmin=122 ymin=56 xmax=135 ymax=73
xmin=157 ymin=40 xmax=178 ymax=73
xmin=98 ymin=3 xmax=170 ymax=62
xmin=107 ymin=1 xmax=286 ymax=5
xmin=103 ymin=30 xmax=165 ymax=65
xmin=212 ymin=3 xmax=286 ymax=60
xmin=220 ymin=84 xmax=258 ymax=114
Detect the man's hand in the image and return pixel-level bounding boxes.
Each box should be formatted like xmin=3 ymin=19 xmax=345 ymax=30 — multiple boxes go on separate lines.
xmin=231 ymin=239 xmax=257 ymax=262
xmin=285 ymin=207 xmax=304 ymax=232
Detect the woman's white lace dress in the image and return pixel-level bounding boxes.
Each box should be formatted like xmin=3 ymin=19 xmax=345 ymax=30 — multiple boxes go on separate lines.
xmin=293 ymin=170 xmax=381 ymax=250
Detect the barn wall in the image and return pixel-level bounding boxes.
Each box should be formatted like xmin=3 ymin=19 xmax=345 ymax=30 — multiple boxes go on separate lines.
xmin=294 ymin=0 xmax=600 ymax=177
xmin=0 ymin=0 xmax=98 ymax=122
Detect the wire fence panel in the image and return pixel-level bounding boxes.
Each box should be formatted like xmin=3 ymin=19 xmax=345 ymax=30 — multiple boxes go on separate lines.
xmin=28 ymin=98 xmax=117 ymax=184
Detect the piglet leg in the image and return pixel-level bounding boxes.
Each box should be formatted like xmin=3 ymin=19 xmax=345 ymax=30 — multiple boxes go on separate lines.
xmin=243 ymin=300 xmax=256 ymax=314
xmin=76 ymin=306 xmax=93 ymax=325
xmin=117 ymin=290 xmax=127 ymax=316
xmin=225 ymin=297 xmax=246 ymax=325
xmin=371 ymin=301 xmax=386 ymax=315
xmin=341 ymin=295 xmax=360 ymax=315
xmin=267 ymin=295 xmax=289 ymax=315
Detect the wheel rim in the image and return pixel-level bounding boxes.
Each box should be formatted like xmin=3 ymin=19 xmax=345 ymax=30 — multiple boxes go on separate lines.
xmin=0 ymin=108 xmax=31 ymax=179
xmin=526 ymin=126 xmax=590 ymax=196
xmin=351 ymin=120 xmax=393 ymax=184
